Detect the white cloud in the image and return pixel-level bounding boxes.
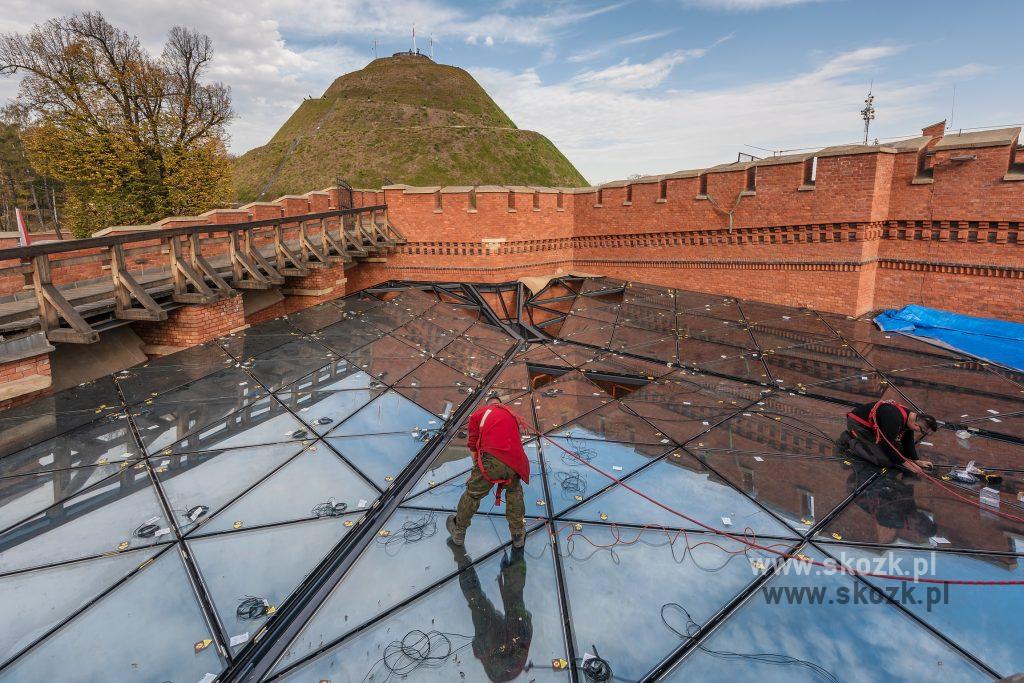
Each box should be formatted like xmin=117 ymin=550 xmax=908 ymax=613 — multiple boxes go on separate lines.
xmin=484 ymin=35 xmax=495 ymax=47
xmin=473 ymin=45 xmax=931 ymax=183
xmin=936 ymin=63 xmax=995 ymax=79
xmin=572 ymin=48 xmax=709 ymax=90
xmin=568 ymin=29 xmax=676 ymax=63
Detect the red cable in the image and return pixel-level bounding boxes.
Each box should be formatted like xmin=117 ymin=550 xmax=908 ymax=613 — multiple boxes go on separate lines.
xmin=519 ymin=417 xmax=1024 ymax=586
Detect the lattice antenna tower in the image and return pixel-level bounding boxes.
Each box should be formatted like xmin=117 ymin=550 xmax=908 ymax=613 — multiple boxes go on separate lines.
xmin=861 ymin=82 xmax=876 ymax=145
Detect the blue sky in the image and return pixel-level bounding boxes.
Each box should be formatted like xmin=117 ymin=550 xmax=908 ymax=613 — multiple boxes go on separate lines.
xmin=2 ymin=0 xmax=1022 ymax=183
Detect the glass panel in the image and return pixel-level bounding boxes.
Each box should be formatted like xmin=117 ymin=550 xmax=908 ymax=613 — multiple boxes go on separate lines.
xmin=278 ymin=388 xmax=383 ymax=435
xmin=274 ymin=527 xmax=567 ymax=682
xmin=280 ymin=358 xmax=380 ymax=394
xmin=557 ymin=316 xmax=616 ymax=347
xmin=762 ymin=342 xmax=875 ymax=391
xmin=160 ymin=396 xmax=310 ymax=455
xmin=541 ymin=437 xmax=667 ymax=514
xmin=821 ymin=466 xmax=1024 ymax=554
xmin=396 ymin=358 xmax=476 ymax=389
xmin=273 ymin=508 xmax=515 ymax=673
xmin=829 ymin=544 xmax=1024 ymax=676
xmin=2 ymin=549 xmax=225 ymax=682
xmin=913 ymin=427 xmax=1024 ymax=470
xmin=343 ymin=335 xmax=428 ymax=383
xmin=329 ymin=390 xmax=439 ymax=438
xmin=691 ymin=351 xmax=771 ymax=385
xmin=189 ymin=516 xmax=356 ymax=653
xmin=316 ymin=316 xmax=386 ymax=355
xmin=393 ymin=384 xmax=473 ymax=419
xmin=0 ymin=379 xmax=121 ymax=458
xmin=886 ymin=361 xmax=1024 ymax=428
xmin=247 ymin=338 xmax=338 ymax=391
xmin=609 ymin=324 xmax=677 ymax=361
xmin=114 ymin=342 xmax=232 ymax=404
xmin=694 ymin=411 xmax=839 ymax=458
xmin=155 ymin=443 xmax=303 ymax=533
xmin=0 ymin=468 xmax=169 ymax=574
xmin=393 ymin=318 xmax=458 ymax=354
xmin=562 ymin=524 xmax=787 ymax=682
xmin=326 ymin=433 xmax=428 ymax=487
xmin=0 ymin=463 xmax=125 ymax=531
xmin=0 ymin=547 xmax=156 ymax=664
xmin=565 ymin=450 xmax=796 ymax=538
xmin=693 ymin=451 xmax=854 ymax=532
xmin=552 ymin=403 xmax=668 ymax=444
xmin=665 ymin=547 xmax=988 ymax=683
xmin=198 ymin=449 xmax=379 ymax=534
xmin=0 ymin=414 xmax=141 ymax=476
xmin=622 ymin=375 xmax=753 ymax=444
xmin=219 ymin=330 xmax=305 ymax=359
xmin=435 ymin=338 xmax=502 ymax=381
xmin=781 ymin=370 xmax=894 ymax=404
xmin=463 ymin=322 xmax=516 ymax=355
xmin=286 ymin=301 xmax=348 ymax=333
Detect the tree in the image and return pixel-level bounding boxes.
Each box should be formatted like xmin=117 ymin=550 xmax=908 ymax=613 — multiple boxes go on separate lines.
xmin=0 ymin=104 xmax=62 ymax=235
xmin=0 ymin=12 xmax=234 ymax=237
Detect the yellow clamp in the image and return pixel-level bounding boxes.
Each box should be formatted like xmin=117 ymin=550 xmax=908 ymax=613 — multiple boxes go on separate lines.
xmin=599 ymin=513 xmax=609 ymax=521
xmin=194 ymin=638 xmax=212 ymax=653
xmin=552 ymin=658 xmax=569 ymax=670
xmin=232 ymin=521 xmax=243 ymax=530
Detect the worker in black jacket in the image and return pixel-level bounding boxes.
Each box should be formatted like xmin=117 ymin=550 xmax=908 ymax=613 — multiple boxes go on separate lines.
xmin=839 ymin=400 xmax=937 ymax=474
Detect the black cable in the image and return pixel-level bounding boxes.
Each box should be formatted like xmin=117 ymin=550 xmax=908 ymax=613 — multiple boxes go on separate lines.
xmin=360 ymin=629 xmax=473 ymax=682
xmin=555 ymin=470 xmax=587 ymax=499
xmin=237 ymin=596 xmax=271 ymax=620
xmin=660 ymin=602 xmax=839 ymax=682
xmin=311 ymin=499 xmax=349 ymax=518
xmin=376 ymin=513 xmax=438 ymax=550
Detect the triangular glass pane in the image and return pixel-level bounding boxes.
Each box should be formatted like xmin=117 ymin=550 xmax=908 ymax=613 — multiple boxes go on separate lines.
xmin=691 ymin=351 xmax=771 ymax=385
xmin=189 ymin=516 xmax=357 ymax=653
xmin=0 ymin=412 xmax=141 ymax=476
xmin=0 ymin=462 xmax=125 ymax=532
xmin=2 ymin=549 xmax=224 ymax=682
xmin=248 ymin=338 xmax=339 ymax=391
xmin=552 ymin=402 xmax=667 ymax=444
xmin=491 ymin=362 xmax=532 ymax=393
xmin=281 ymin=358 xmax=380 ymax=393
xmin=820 ymin=466 xmax=1024 ymax=554
xmin=664 ymin=547 xmax=988 ymax=682
xmin=344 ymin=336 xmax=429 ymax=383
xmin=286 ymin=301 xmax=348 ymax=333
xmin=326 ymin=433 xmax=427 ymax=487
xmin=462 ymin=322 xmax=515 ymax=355
xmin=0 ymin=547 xmax=157 ymax=664
xmin=272 ymin=527 xmax=567 ymax=681
xmin=162 ymin=396 xmax=310 ymax=455
xmin=114 ymin=341 xmax=231 ymax=404
xmin=155 ymin=443 xmax=303 ymax=533
xmin=315 ymin=317 xmax=385 ymax=355
xmin=754 ymin=391 xmax=850 ymax=441
xmin=435 ymin=338 xmax=501 ymax=381
xmin=565 ymin=450 xmax=795 ymax=538
xmin=394 ymin=384 xmax=474 ymax=419
xmin=563 ymin=524 xmax=791 ymax=682
xmin=782 ymin=371 xmax=894 ymax=404
xmin=762 ymin=342 xmax=874 ymax=391
xmin=329 ymin=390 xmax=439 ymax=437
xmin=393 ymin=318 xmax=458 ymax=354
xmin=830 ymin=544 xmax=1024 ymax=676
xmin=623 ymin=376 xmax=752 ymax=444
xmin=541 ymin=436 xmax=668 ymax=514
xmin=694 ymin=411 xmax=839 ymax=458
xmin=886 ymin=361 xmax=1024 ymax=425
xmin=277 ymin=387 xmax=384 ymax=435
xmin=0 ymin=468 xmax=169 ymax=574
xmin=198 ymin=449 xmax=378 ymax=534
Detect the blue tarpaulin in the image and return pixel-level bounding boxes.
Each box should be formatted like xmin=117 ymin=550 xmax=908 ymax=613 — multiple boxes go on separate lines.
xmin=874 ymin=304 xmax=1024 ymax=371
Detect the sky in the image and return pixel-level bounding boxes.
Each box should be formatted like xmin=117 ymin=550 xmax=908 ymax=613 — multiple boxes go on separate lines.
xmin=1 ymin=0 xmax=1022 ymax=184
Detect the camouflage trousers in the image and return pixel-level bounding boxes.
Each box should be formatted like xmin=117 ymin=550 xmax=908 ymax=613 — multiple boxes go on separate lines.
xmin=455 ymin=452 xmax=525 ymax=536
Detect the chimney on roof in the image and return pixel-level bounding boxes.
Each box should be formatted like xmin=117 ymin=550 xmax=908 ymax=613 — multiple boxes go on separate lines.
xmin=921 ymin=120 xmax=946 ymax=139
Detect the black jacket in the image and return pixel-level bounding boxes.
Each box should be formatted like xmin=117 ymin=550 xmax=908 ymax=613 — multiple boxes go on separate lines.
xmin=849 ymin=402 xmax=918 ymax=462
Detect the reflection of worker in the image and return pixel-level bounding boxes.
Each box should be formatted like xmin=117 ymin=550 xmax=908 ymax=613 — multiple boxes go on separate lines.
xmin=449 ymin=542 xmax=533 ymax=683
xmin=846 ymin=460 xmax=938 ymax=544
xmin=448 ymin=396 xmax=530 ymax=548
xmin=839 ymin=400 xmax=937 ymax=474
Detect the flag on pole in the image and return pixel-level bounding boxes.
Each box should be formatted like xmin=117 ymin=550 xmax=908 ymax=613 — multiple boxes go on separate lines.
xmin=15 ymin=207 xmax=31 ymax=246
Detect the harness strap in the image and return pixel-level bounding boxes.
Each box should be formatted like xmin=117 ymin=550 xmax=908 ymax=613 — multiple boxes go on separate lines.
xmin=475 ymin=448 xmax=513 ymax=506
xmin=846 ymin=400 xmax=910 ymax=445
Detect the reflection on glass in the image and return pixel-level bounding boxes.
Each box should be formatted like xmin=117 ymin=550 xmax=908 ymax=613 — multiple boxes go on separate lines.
xmin=275 ymin=528 xmax=567 ymax=682
xmin=665 ymin=548 xmax=988 ymax=683
xmin=2 ymin=549 xmax=224 ymax=681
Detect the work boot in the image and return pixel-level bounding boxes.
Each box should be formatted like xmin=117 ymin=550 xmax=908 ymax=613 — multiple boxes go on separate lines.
xmin=511 ymin=532 xmax=525 ymax=549
xmin=446 ymin=514 xmax=465 ymax=546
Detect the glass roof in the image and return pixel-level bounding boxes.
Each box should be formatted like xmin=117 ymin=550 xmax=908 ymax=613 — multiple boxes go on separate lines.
xmin=0 ymin=277 xmax=1021 ymax=682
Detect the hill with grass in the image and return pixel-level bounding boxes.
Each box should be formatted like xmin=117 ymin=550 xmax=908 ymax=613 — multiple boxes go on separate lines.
xmin=233 ymin=53 xmax=587 ymax=201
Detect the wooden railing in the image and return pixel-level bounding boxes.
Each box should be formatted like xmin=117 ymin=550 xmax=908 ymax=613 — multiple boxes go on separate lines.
xmin=0 ymin=204 xmax=402 ymax=344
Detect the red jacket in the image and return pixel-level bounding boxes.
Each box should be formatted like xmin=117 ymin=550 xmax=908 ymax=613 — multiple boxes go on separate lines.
xmin=467 ymin=403 xmax=530 ymax=483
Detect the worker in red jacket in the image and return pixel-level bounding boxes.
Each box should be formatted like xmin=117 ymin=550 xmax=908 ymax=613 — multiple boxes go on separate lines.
xmin=447 ymin=395 xmax=531 ymax=549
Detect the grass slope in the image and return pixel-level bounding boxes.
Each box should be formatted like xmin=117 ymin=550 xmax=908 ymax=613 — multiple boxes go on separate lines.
xmin=233 ymin=55 xmax=587 ymax=201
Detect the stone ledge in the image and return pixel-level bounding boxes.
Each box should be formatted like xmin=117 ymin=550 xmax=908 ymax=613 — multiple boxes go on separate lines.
xmin=0 ymin=374 xmax=51 ymax=402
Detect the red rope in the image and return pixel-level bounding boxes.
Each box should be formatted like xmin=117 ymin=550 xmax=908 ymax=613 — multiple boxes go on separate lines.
xmin=520 ymin=417 xmax=1024 ymax=586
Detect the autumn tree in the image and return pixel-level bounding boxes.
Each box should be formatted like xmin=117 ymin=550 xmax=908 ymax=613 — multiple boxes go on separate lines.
xmin=0 ymin=12 xmax=234 ymax=236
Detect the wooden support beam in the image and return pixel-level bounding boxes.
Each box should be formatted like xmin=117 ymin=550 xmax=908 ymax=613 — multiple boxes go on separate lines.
xmin=229 ymin=231 xmax=272 ymax=290
xmin=169 ymin=236 xmax=218 ymax=304
xmin=299 ymin=220 xmax=329 ymax=269
xmin=31 ymin=255 xmax=99 ymax=343
xmin=245 ymin=230 xmax=285 ymax=285
xmin=275 ymin=224 xmax=309 ymax=277
xmin=320 ymin=218 xmax=350 ymax=263
xmin=189 ymin=233 xmax=234 ymax=297
xmin=110 ymin=244 xmax=166 ymax=321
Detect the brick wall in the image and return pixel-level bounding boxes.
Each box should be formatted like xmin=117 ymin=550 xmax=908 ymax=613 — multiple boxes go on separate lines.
xmin=0 ymin=352 xmax=51 ymax=411
xmin=134 ymin=294 xmax=246 ymax=348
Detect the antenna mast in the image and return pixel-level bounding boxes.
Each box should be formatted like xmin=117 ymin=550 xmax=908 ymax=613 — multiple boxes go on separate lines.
xmin=861 ymin=83 xmax=876 ymax=145
xmin=429 ymin=35 xmax=434 ymax=59
xmin=412 ymin=25 xmax=417 ymax=53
